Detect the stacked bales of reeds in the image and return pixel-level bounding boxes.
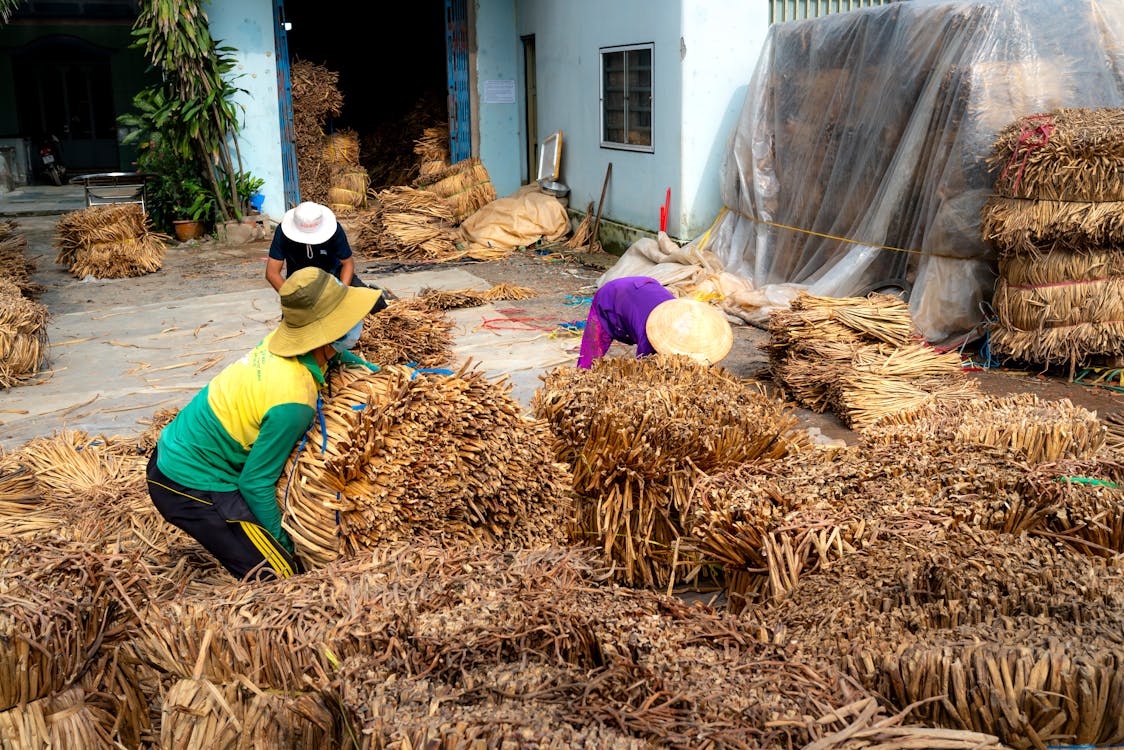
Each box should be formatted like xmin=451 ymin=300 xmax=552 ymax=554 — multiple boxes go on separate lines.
xmin=983 ymin=108 xmax=1124 ymax=371
xmin=414 ymin=125 xmax=450 ymax=180
xmin=323 ymin=129 xmax=369 ymax=216
xmin=290 ymin=60 xmax=344 ymax=204
xmin=278 ymin=365 xmax=572 ymax=569
xmin=54 ymin=204 xmax=166 ymax=279
xmin=419 ymin=283 xmax=537 ymax=310
xmin=531 ymin=355 xmax=808 ymax=588
xmin=416 ymin=157 xmax=497 ymax=223
xmin=353 ymin=298 xmax=455 ymax=367
xmin=767 ymin=292 xmax=979 ymax=430
xmin=352 ymin=186 xmax=462 ymax=261
xmin=751 ymin=526 xmax=1124 ymax=747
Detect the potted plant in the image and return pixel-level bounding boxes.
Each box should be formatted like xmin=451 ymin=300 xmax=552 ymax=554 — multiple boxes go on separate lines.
xmin=171 ymin=178 xmax=216 ymax=241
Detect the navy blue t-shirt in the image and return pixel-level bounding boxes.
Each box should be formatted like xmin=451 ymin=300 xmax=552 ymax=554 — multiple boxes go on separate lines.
xmin=268 ymin=224 xmax=353 ymax=277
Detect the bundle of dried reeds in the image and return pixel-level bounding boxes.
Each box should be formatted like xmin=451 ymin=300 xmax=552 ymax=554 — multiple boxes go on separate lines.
xmin=161 ymin=678 xmax=336 ymax=749
xmin=769 ymin=293 xmax=976 ymax=429
xmin=413 ymin=125 xmax=449 ymax=178
xmin=0 ymin=687 xmax=116 ymax=749
xmin=953 ymin=393 xmax=1105 ymax=463
xmin=532 ymin=355 xmax=807 ymax=588
xmin=419 ymin=283 xmax=538 ymax=311
xmin=0 ymin=232 xmax=44 ymax=299
xmin=322 ymin=129 xmax=359 ymax=165
xmin=987 ymin=108 xmax=1124 ymax=201
xmin=416 ymin=158 xmax=497 ymax=223
xmin=352 ymin=188 xmax=462 ymax=261
xmin=353 ymin=299 xmax=454 ymax=367
xmin=982 ymin=195 xmax=1124 ymax=254
xmin=279 ymin=365 xmax=571 ymax=568
xmin=0 ymin=280 xmax=49 ymax=388
xmin=291 ymin=60 xmax=344 ymax=204
xmin=564 ymin=202 xmax=597 ymax=252
xmin=54 ymin=204 xmax=166 ymax=279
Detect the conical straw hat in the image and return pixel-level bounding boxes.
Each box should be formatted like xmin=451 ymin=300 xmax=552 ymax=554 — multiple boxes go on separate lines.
xmin=645 ymin=298 xmax=733 ymax=365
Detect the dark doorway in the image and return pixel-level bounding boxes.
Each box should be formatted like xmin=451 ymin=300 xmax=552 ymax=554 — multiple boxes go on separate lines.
xmin=282 ymin=1 xmax=448 ymax=188
xmin=522 ymin=34 xmax=537 ymax=184
xmin=13 ymin=36 xmax=119 ymax=172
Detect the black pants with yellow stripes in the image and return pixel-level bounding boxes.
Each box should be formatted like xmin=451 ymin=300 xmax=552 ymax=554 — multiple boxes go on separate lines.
xmin=145 ymin=449 xmax=301 ymax=580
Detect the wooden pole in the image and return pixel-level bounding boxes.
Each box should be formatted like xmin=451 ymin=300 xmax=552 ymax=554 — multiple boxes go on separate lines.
xmin=591 ymin=162 xmax=612 ymax=252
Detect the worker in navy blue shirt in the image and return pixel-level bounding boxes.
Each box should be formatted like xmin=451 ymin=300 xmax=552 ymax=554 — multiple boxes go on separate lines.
xmin=266 ymin=201 xmax=390 ymax=312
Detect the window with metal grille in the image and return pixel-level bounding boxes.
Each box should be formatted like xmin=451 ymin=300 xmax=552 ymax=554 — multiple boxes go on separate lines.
xmin=600 ymin=43 xmax=653 ymax=152
xmin=771 ymin=0 xmax=904 ymax=24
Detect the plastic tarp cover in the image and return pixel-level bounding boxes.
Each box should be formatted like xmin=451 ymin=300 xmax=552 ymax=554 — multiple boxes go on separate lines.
xmin=458 ymin=185 xmax=570 ymax=253
xmin=703 ymin=0 xmax=1124 ymax=343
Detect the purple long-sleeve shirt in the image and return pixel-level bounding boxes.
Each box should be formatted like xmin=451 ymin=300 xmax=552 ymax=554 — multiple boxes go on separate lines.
xmin=577 ymin=276 xmax=675 ymax=368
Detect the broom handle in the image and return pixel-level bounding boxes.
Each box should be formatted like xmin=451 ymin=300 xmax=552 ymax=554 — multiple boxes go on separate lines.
xmin=591 ymin=162 xmax=612 ymax=249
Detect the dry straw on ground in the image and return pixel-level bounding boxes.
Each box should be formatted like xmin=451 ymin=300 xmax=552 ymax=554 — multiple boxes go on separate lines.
xmin=533 ymin=355 xmax=807 ymax=588
xmin=54 ymin=204 xmax=166 ymax=279
xmin=0 ymin=276 xmax=49 ymax=388
xmin=352 ymin=187 xmax=462 ymax=262
xmin=419 ymin=283 xmax=538 ymax=310
xmin=353 ymin=298 xmax=454 ymax=367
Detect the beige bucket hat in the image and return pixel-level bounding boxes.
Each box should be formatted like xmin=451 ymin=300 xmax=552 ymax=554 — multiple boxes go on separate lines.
xmin=268 ymin=267 xmax=380 ymax=357
xmin=645 ymin=298 xmax=734 ymax=365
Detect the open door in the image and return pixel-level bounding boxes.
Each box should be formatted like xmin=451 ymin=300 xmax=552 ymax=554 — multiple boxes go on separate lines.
xmin=445 ymin=0 xmax=471 ymax=163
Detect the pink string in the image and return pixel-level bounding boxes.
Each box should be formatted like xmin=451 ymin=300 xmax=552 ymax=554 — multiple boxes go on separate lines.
xmin=1000 ymin=114 xmax=1055 ymax=196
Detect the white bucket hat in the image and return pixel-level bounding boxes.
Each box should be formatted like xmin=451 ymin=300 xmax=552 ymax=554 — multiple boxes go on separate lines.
xmin=280 ymin=201 xmax=338 ymax=245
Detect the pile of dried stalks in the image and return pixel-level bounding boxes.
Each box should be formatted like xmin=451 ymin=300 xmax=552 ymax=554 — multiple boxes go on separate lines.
xmin=414 ymin=125 xmax=449 ymax=179
xmin=0 ymin=276 xmax=49 ymax=388
xmin=985 ymin=109 xmax=1124 ymax=369
xmin=279 ymin=365 xmax=571 ymax=568
xmin=291 ymin=59 xmax=343 ymax=204
xmin=768 ymin=292 xmax=977 ymax=429
xmin=532 ymin=355 xmax=807 ymax=588
xmin=353 ymin=186 xmax=462 ymax=261
xmin=353 ymin=298 xmax=454 ymax=367
xmin=419 ymin=283 xmax=538 ymax=310
xmin=416 ymin=157 xmax=497 ymax=223
xmin=54 ymin=204 xmax=166 ymax=279
xmin=0 ymin=223 xmax=44 ymax=298
xmin=752 ymin=527 xmax=1124 ymax=747
xmin=692 ymin=392 xmax=1122 ymax=614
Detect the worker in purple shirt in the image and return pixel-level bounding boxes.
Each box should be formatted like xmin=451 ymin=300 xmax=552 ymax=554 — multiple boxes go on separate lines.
xmin=577 ymin=276 xmax=734 ymax=368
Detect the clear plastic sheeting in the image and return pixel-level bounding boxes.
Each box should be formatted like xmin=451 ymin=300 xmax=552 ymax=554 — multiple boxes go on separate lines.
xmin=703 ymin=0 xmax=1124 ymax=343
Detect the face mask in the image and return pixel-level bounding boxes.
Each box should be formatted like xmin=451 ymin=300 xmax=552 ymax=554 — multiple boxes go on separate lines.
xmin=330 ymin=319 xmax=363 ymax=353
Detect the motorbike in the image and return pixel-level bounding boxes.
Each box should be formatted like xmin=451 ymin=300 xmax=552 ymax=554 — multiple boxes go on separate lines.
xmin=38 ymin=135 xmax=65 ymax=186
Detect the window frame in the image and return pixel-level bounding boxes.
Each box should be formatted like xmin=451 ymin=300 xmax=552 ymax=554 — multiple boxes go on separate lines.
xmin=599 ymin=42 xmax=654 ymax=153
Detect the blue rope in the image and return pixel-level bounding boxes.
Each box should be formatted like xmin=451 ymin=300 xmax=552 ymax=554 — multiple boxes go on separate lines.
xmin=564 ymin=294 xmax=593 ymax=306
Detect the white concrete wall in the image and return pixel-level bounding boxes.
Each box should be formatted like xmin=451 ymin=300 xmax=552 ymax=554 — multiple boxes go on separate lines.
xmin=513 ymin=0 xmax=684 ymax=235
xmin=207 ymin=0 xmax=286 ymax=221
xmin=679 ymin=0 xmax=769 ymax=238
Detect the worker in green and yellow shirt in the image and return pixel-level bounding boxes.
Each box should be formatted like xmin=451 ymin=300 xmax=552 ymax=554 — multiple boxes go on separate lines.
xmin=145 ymin=267 xmax=380 ymax=580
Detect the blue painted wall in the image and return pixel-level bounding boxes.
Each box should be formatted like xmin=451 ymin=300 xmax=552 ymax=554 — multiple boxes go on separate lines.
xmin=472 ymin=0 xmax=521 ymax=198
xmin=207 ymin=0 xmax=286 ymax=221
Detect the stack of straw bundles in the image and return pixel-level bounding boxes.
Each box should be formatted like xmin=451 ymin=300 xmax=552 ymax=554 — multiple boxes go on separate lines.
xmin=767 ymin=292 xmax=978 ymax=430
xmin=414 ymin=125 xmax=450 ymax=178
xmin=353 ymin=187 xmax=462 ymax=262
xmin=983 ymin=108 xmax=1124 ymax=370
xmin=324 ymin=129 xmax=369 ymax=216
xmin=0 ymin=276 xmax=49 ymax=388
xmin=419 ymin=283 xmax=538 ymax=310
xmin=278 ymin=365 xmax=571 ymax=569
xmin=531 ymin=355 xmax=806 ymax=588
xmin=290 ymin=60 xmax=343 ymax=204
xmin=416 ymin=157 xmax=497 ymax=223
xmin=54 ymin=204 xmax=166 ymax=279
